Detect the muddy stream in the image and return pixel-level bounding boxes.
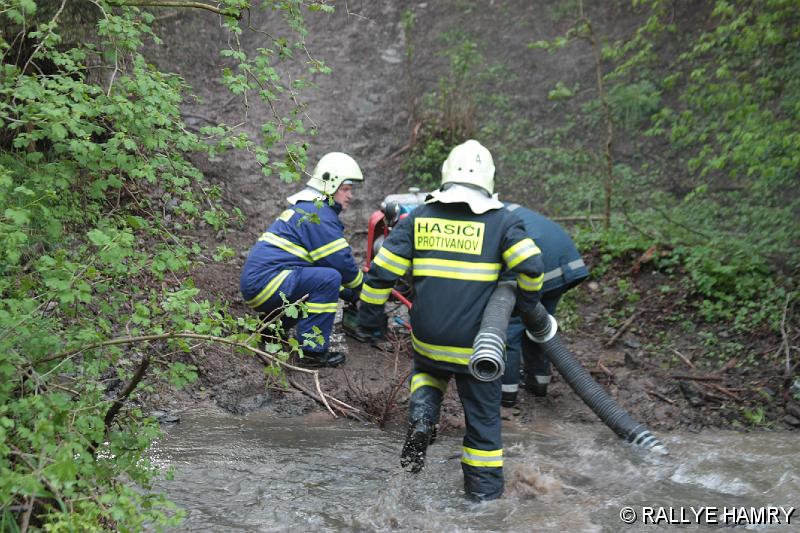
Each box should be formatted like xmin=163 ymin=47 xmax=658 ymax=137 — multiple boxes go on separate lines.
xmin=150 ymin=408 xmax=798 ymax=532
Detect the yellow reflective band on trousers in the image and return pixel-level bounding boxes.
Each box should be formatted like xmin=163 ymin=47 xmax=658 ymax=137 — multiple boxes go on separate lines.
xmin=309 ymin=237 xmax=349 ymax=261
xmin=360 ymin=283 xmax=392 ymax=305
xmin=258 ymin=232 xmax=312 ymax=262
xmin=412 ymin=258 xmax=501 ymax=282
xmin=411 ymin=333 xmax=473 ymax=365
xmin=373 ymin=247 xmax=411 ymax=276
xmin=245 ymin=269 xmax=291 ymax=308
xmin=343 ymin=269 xmax=363 ymax=289
xmin=502 ymin=238 xmax=541 ymax=269
xmin=517 ymin=272 xmax=544 ymax=292
xmin=306 ymin=302 xmax=338 ymax=314
xmin=461 ymin=446 xmax=503 ymax=468
xmin=410 ymin=373 xmax=448 ymax=394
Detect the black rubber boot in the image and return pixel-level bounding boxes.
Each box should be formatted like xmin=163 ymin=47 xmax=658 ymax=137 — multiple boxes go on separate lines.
xmin=501 ymin=391 xmax=518 ymax=408
xmin=525 ymin=374 xmax=550 ymax=397
xmin=300 ymin=351 xmax=346 ymax=368
xmin=400 ymin=419 xmax=435 ymax=473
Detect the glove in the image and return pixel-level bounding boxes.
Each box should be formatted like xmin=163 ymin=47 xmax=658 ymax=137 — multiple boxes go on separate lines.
xmin=339 ymin=287 xmax=361 ymax=304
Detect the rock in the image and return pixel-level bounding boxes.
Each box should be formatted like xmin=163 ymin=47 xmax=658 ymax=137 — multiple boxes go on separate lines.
xmin=679 ymin=381 xmax=704 ymax=408
xmin=783 ymin=415 xmax=800 ymax=427
xmin=624 ymin=351 xmax=639 ymax=368
xmin=587 ymin=281 xmax=600 ymax=291
xmin=623 ymin=338 xmax=641 ymax=349
xmin=150 ymin=410 xmax=181 ymax=424
xmin=785 ymin=402 xmax=800 ymax=419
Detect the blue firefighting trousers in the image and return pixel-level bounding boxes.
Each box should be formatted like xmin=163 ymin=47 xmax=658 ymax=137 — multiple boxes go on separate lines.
xmin=409 ymin=355 xmax=504 ymax=501
xmin=502 ymin=290 xmax=563 ymax=397
xmin=249 ymin=267 xmax=341 ymax=354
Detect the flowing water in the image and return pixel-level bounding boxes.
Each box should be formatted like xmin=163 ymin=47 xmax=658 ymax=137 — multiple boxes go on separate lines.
xmin=151 ymin=407 xmax=798 ymax=532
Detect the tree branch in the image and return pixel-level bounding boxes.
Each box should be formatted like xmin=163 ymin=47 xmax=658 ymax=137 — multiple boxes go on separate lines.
xmin=103 ymin=353 xmax=150 ymax=429
xmin=117 ymin=1 xmax=238 ymax=17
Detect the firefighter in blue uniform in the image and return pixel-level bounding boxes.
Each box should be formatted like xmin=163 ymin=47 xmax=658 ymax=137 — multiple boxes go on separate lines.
xmin=500 ymin=204 xmax=589 ymax=406
xmin=240 ymin=152 xmax=364 ymax=368
xmin=356 ymin=140 xmax=545 ymax=501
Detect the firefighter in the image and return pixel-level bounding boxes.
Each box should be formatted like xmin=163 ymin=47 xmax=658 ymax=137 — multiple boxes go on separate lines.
xmin=356 ymin=140 xmax=545 ymax=501
xmin=240 ymin=152 xmax=364 ymax=368
xmin=499 ymin=204 xmax=589 ymax=406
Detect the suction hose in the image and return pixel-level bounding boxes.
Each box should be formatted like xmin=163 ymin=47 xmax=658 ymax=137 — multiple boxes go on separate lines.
xmin=469 ymin=281 xmax=517 ymax=382
xmin=470 ymin=282 xmax=668 ymax=454
xmin=521 ymin=302 xmax=668 ymax=454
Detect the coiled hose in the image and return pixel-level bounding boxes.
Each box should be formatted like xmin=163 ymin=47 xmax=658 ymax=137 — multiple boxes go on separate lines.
xmin=470 ymin=283 xmax=667 ymax=454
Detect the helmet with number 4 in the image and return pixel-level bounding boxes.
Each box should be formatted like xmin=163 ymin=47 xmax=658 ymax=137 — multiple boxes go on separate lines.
xmin=440 ymin=139 xmax=495 ymax=195
xmin=306 ymin=152 xmax=364 ymax=195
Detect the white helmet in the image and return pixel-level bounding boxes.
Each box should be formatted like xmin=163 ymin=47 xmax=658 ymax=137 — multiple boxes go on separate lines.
xmin=306 ymin=152 xmax=363 ymax=195
xmin=441 ymin=139 xmax=495 ymax=195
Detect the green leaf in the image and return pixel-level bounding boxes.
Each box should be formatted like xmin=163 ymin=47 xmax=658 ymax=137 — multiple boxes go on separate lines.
xmin=87 ymin=228 xmax=110 ymax=246
xmin=4 ymin=208 xmax=30 ymax=225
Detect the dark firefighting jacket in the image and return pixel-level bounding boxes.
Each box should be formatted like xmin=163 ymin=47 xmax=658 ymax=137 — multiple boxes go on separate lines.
xmin=360 ymin=201 xmax=544 ymax=371
xmin=240 ymin=199 xmax=363 ymax=308
xmin=504 ymin=203 xmax=588 ymax=292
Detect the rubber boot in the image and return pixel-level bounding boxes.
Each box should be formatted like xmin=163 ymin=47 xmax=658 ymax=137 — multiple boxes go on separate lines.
xmin=525 ymin=374 xmax=551 ymax=397
xmin=300 ymin=350 xmax=346 ymax=368
xmin=400 ymin=419 xmax=435 ymax=473
xmin=501 ymin=391 xmax=518 ymax=408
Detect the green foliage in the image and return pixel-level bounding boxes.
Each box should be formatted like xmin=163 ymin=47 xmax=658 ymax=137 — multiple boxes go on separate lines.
xmin=403 ymin=29 xmax=487 ymax=188
xmin=401 ymin=131 xmax=449 ymax=191
xmin=0 ymin=0 xmax=330 ymax=529
xmin=606 ymin=80 xmax=661 ymax=131
xmin=508 ymin=0 xmax=800 ymax=332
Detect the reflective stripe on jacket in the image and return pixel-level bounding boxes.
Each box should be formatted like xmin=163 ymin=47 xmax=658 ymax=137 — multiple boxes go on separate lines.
xmin=504 ymin=203 xmax=588 ymax=292
xmin=240 ymin=200 xmax=362 ymax=302
xmin=361 ymin=201 xmax=544 ymax=366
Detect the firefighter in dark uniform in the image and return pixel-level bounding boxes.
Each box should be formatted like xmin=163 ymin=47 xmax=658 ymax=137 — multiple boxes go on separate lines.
xmin=240 ymin=152 xmax=364 ymax=368
xmin=500 ymin=203 xmax=589 ymax=406
xmin=356 ymin=140 xmax=545 ymax=501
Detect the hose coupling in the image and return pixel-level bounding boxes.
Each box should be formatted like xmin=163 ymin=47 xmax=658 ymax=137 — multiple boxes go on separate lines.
xmin=525 ymin=313 xmax=558 ymax=343
xmin=469 ymin=332 xmax=506 ymax=382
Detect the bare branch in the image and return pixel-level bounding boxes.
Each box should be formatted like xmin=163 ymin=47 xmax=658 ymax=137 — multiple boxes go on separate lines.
xmin=103 ymin=353 xmax=150 ymax=429
xmin=117 ymin=1 xmax=238 ymax=17
xmin=20 ymin=0 xmax=67 ymax=77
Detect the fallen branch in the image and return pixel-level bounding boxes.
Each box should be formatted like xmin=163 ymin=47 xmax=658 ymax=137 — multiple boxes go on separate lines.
xmin=39 ymin=329 xmax=350 ymax=420
xmin=288 ymin=376 xmax=365 ymax=422
xmin=551 ymin=215 xmax=606 ymax=222
xmin=595 ymin=360 xmax=614 ymax=378
xmin=21 ymin=496 xmax=34 ymax=533
xmin=703 ymin=382 xmax=740 ymax=401
xmin=604 ymin=310 xmax=642 ymax=347
xmin=40 ymin=331 xmax=314 ymax=376
xmin=780 ymin=293 xmax=793 ymax=379
xmin=672 ymin=348 xmax=695 ymax=369
xmin=646 ymin=389 xmax=675 ymax=405
xmin=670 ymin=374 xmax=723 ymax=382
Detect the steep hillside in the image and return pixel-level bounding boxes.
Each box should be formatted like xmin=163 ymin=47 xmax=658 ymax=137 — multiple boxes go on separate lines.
xmin=143 ymin=1 xmax=797 ymax=432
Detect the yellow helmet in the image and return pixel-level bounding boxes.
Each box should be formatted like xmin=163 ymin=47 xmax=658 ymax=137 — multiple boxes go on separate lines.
xmin=306 ymin=152 xmax=363 ymax=195
xmin=441 ymin=139 xmax=495 ymax=195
